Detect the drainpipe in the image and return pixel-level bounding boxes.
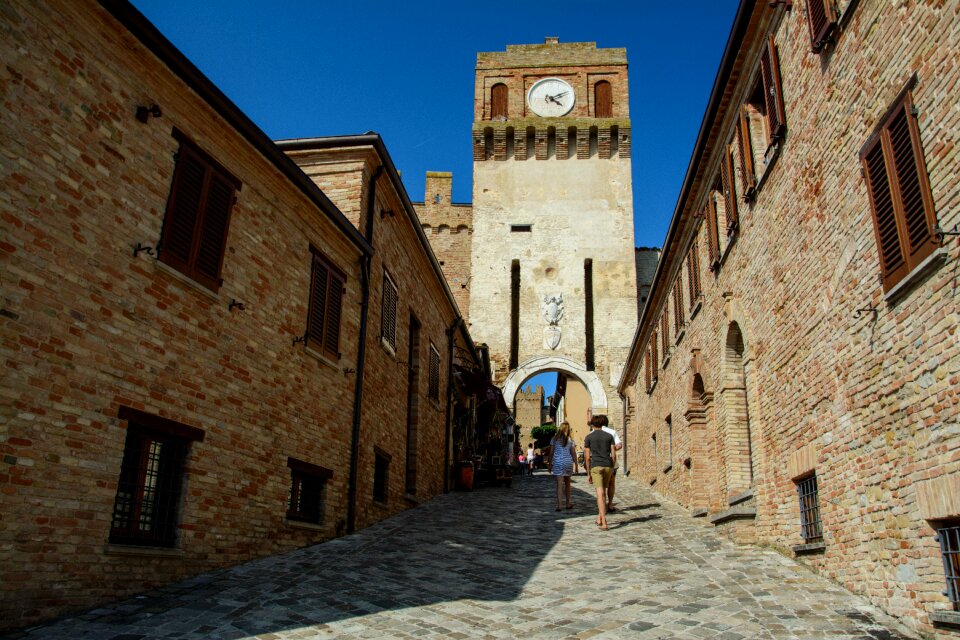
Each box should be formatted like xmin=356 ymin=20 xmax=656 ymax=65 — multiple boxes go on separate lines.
xmin=347 ymin=164 xmax=384 ymax=534
xmin=621 ymin=392 xmax=629 ymax=476
xmin=444 ymin=316 xmax=463 ymax=493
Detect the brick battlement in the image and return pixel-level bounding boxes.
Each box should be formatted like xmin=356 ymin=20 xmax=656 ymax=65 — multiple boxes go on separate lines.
xmin=478 ymin=40 xmax=627 ymax=69
xmin=473 ymin=123 xmax=631 ymax=160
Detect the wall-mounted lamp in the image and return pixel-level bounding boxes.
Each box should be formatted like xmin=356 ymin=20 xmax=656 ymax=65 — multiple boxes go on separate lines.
xmin=932 ymin=224 xmax=960 ymax=245
xmin=133 ymin=242 xmax=155 ymax=257
xmin=135 ymin=103 xmax=162 ymax=124
xmin=229 ymin=299 xmax=245 ymax=312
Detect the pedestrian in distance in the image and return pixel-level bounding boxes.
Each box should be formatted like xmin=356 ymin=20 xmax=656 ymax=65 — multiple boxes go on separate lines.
xmin=593 ymin=414 xmax=623 ymax=511
xmin=550 ymin=421 xmax=578 ymax=511
xmin=584 ymin=417 xmax=616 ymax=530
xmin=517 ymin=451 xmax=525 ymax=476
xmin=526 ymin=443 xmax=535 ymax=474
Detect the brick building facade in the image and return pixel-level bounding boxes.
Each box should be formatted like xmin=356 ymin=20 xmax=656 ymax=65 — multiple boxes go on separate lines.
xmin=0 ymin=0 xmax=481 ymax=630
xmin=618 ymin=0 xmax=960 ymax=635
xmin=514 ymin=384 xmax=545 ymax=446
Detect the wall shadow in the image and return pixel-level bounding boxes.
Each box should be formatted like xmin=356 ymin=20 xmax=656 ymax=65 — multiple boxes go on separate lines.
xmin=13 ymin=473 xmax=645 ymax=638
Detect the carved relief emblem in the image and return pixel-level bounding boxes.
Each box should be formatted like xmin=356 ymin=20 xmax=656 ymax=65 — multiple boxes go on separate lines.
xmin=542 ymin=293 xmax=563 ymax=350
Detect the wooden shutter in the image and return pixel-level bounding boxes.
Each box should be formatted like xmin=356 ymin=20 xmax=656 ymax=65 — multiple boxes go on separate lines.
xmin=861 ymin=91 xmax=938 ymax=291
xmin=660 ymin=313 xmax=669 ymax=356
xmin=428 ymin=345 xmax=440 ymax=400
xmin=687 ymin=240 xmax=702 ymax=306
xmin=324 ymin=274 xmax=344 ymax=359
xmin=721 ymin=144 xmax=739 ymax=235
xmin=491 ymin=83 xmax=508 ymax=119
xmin=381 ymin=272 xmax=398 ymax=349
xmin=595 ymin=81 xmax=613 ymax=118
xmin=651 ymin=330 xmax=659 ymax=376
xmin=672 ymin=280 xmax=683 ymax=336
xmin=736 ymin=106 xmax=756 ymax=200
xmin=806 ymin=0 xmax=838 ymax=53
xmin=705 ymin=199 xmax=721 ymax=270
xmin=761 ymin=36 xmax=787 ymax=142
xmin=159 ymin=134 xmax=239 ymax=293
xmin=307 ymin=251 xmax=345 ymax=360
xmin=644 ymin=349 xmax=651 ymax=392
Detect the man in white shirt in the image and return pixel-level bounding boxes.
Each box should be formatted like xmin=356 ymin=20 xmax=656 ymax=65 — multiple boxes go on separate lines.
xmin=592 ymin=415 xmax=622 ymax=511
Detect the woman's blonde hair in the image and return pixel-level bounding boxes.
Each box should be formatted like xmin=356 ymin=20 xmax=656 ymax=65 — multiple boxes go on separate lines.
xmin=556 ymin=421 xmax=572 ymax=447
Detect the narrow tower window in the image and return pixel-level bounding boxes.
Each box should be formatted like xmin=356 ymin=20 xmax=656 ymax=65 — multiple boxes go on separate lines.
xmin=491 ymin=83 xmax=508 ymax=119
xmin=595 ymin=80 xmax=612 ymax=118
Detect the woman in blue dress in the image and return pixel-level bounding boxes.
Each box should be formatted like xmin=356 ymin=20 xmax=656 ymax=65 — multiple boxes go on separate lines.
xmin=550 ymin=421 xmax=579 ymax=511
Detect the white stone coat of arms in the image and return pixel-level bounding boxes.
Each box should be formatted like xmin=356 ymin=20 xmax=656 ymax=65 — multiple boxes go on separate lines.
xmin=542 ymin=293 xmax=564 ymax=350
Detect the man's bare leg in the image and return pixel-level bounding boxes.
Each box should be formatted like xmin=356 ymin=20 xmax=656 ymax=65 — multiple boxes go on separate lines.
xmin=595 ymin=485 xmax=608 ymax=529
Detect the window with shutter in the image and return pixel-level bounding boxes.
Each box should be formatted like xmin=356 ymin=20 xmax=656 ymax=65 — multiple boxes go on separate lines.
xmin=286 ymin=458 xmax=332 ymax=524
xmin=595 ymin=80 xmax=613 ymax=118
xmin=159 ymin=130 xmax=240 ymax=293
xmin=491 ymin=83 xmax=508 ymax=119
xmin=806 ymin=0 xmax=838 ymax=53
xmin=651 ymin=330 xmax=659 ymax=376
xmin=705 ymin=199 xmax=721 ymax=272
xmin=736 ymin=106 xmax=757 ymax=201
xmin=760 ymin=36 xmax=787 ymax=143
xmin=306 ymin=247 xmax=346 ymax=361
xmin=860 ymin=87 xmax=938 ymax=292
xmin=660 ymin=313 xmax=669 ymax=359
xmin=428 ymin=344 xmax=441 ymax=401
xmin=687 ymin=240 xmax=703 ymax=307
xmin=381 ymin=271 xmax=399 ymax=350
xmin=721 ymin=143 xmax=740 ymax=236
xmin=672 ymin=278 xmax=684 ymax=337
xmin=645 ymin=349 xmax=652 ymax=393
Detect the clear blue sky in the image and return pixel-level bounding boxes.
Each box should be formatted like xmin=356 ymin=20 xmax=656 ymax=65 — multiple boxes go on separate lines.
xmin=128 ymin=0 xmax=740 ymax=399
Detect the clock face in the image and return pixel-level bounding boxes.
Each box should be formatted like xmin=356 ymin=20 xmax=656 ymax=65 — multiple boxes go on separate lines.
xmin=527 ymin=78 xmax=575 ymax=117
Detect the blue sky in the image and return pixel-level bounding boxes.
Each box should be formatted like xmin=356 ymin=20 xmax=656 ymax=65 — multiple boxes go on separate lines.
xmin=128 ymin=0 xmax=740 ymax=398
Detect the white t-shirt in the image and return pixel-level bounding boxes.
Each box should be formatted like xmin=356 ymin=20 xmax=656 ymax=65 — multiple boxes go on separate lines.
xmin=601 ymin=426 xmax=622 ymax=449
xmin=526 ymin=447 xmax=535 ymax=461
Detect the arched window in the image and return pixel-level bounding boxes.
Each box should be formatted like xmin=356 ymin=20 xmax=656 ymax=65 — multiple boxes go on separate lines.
xmin=594 ymin=80 xmax=612 ymax=118
xmin=491 ymin=83 xmax=508 ymax=119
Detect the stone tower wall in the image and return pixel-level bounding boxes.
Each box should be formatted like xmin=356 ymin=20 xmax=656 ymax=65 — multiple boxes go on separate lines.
xmin=514 ymin=384 xmax=545 ymax=446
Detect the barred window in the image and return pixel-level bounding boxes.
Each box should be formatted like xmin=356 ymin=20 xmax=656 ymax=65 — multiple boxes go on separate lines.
xmin=796 ymin=474 xmax=823 ymax=544
xmin=381 ymin=270 xmax=398 ymax=350
xmin=110 ymin=407 xmax=204 ymax=547
xmin=936 ymin=522 xmax=960 ymax=611
xmin=428 ymin=343 xmax=441 ymax=401
xmin=286 ymin=458 xmax=332 ymax=524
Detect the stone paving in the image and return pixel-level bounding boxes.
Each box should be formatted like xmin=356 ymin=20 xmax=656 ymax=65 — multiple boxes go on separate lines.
xmin=8 ymin=472 xmax=920 ymax=640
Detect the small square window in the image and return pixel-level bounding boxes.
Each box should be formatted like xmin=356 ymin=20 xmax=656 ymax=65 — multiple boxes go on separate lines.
xmin=936 ymin=521 xmax=960 ymax=611
xmin=796 ymin=474 xmax=823 ymax=544
xmin=287 ymin=458 xmax=332 ymax=524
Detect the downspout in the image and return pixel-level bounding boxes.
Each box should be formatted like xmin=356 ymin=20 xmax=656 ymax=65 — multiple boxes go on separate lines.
xmin=347 ymin=164 xmax=385 ymax=534
xmin=444 ymin=316 xmax=463 ymax=493
xmin=621 ymin=393 xmax=629 ymax=476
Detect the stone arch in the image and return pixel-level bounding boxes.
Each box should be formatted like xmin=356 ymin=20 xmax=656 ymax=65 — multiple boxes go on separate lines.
xmin=501 ymin=355 xmax=607 ymax=413
xmin=685 ymin=348 xmax=718 ymax=513
xmin=720 ymin=321 xmax=755 ymax=497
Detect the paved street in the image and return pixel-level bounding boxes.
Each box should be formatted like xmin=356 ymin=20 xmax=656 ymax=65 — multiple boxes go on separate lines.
xmin=9 ymin=472 xmax=918 ymax=640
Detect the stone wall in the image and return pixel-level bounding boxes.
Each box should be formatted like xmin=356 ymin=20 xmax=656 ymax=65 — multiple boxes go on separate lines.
xmin=621 ymin=1 xmax=960 ymax=635
xmin=514 ymin=384 xmax=544 ymax=446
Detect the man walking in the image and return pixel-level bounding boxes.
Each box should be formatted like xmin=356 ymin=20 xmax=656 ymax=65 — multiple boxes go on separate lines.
xmin=593 ymin=415 xmax=622 ymax=511
xmin=584 ymin=418 xmax=616 ymax=530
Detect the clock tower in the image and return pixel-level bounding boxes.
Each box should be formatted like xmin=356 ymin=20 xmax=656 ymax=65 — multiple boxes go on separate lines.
xmin=468 ymin=38 xmax=637 ymax=435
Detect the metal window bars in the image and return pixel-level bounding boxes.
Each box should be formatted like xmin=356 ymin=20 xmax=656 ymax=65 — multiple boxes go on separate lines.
xmin=797 ymin=474 xmax=823 ymax=544
xmin=936 ymin=524 xmax=960 ymax=610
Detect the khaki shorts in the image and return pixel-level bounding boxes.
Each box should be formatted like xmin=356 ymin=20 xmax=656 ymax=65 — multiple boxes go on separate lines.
xmin=590 ymin=466 xmax=613 ymax=488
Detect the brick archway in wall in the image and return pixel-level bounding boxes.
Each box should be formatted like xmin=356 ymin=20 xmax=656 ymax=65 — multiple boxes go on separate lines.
xmin=501 ymin=355 xmax=608 ymax=413
xmin=720 ymin=322 xmax=755 ymax=499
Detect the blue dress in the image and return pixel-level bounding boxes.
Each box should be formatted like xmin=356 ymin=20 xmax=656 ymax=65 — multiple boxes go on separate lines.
xmin=550 ymin=437 xmax=575 ymax=477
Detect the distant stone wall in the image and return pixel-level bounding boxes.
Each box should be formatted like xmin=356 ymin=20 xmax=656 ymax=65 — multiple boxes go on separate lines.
xmin=514 ymin=385 xmax=544 ymax=446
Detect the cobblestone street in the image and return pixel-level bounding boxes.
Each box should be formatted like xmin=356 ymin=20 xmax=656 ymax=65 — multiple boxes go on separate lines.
xmin=9 ymin=473 xmax=919 ymax=640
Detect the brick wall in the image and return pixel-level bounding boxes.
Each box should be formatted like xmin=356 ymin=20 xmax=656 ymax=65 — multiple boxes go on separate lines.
xmin=622 ymin=1 xmax=960 ymax=635
xmin=0 ymin=0 xmax=472 ymax=630
xmin=413 ymin=172 xmax=473 ymax=320
xmin=514 ymin=385 xmax=545 ymax=446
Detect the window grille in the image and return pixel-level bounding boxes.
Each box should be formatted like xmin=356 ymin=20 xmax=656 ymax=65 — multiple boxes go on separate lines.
xmin=796 ymin=474 xmax=823 ymax=544
xmin=936 ymin=523 xmax=960 ymax=611
xmin=110 ymin=428 xmax=188 ymax=547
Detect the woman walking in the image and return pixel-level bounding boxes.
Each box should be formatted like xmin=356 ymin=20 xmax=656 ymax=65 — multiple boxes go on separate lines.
xmin=550 ymin=422 xmax=578 ymax=511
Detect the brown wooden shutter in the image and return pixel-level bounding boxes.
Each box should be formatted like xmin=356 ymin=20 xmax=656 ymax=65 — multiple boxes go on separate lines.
xmin=428 ymin=345 xmax=440 ymax=400
xmin=736 ymin=106 xmax=756 ymax=200
xmin=651 ymin=330 xmax=659 ymax=376
xmin=688 ymin=240 xmax=702 ymax=305
xmin=660 ymin=313 xmax=669 ymax=356
xmin=381 ymin=272 xmax=398 ymax=349
xmin=672 ymin=280 xmax=683 ymax=335
xmin=721 ymin=144 xmax=739 ymax=235
xmin=307 ymin=254 xmax=330 ymax=353
xmin=192 ymin=172 xmax=234 ymax=290
xmin=761 ymin=36 xmax=787 ymax=142
xmin=705 ymin=199 xmax=721 ymax=270
xmin=491 ymin=83 xmax=508 ymax=119
xmin=645 ymin=349 xmax=652 ymax=392
xmin=862 ymin=138 xmax=907 ymax=288
xmin=806 ymin=0 xmax=838 ymax=53
xmin=324 ymin=273 xmax=344 ymax=359
xmin=160 ymin=148 xmax=206 ymax=272
xmin=887 ymin=98 xmax=937 ymax=268
xmin=595 ymin=81 xmax=613 ymax=118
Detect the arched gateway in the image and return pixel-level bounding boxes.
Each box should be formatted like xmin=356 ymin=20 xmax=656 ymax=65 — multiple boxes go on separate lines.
xmin=502 ymin=355 xmax=608 ymax=412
